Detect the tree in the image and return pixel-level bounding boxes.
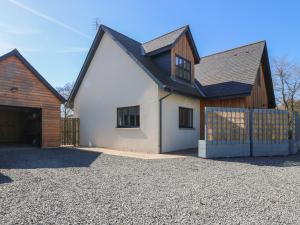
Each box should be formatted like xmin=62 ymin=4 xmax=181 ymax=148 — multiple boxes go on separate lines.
xmin=272 ymin=57 xmax=300 ymax=130
xmin=56 ymin=82 xmax=74 ymax=118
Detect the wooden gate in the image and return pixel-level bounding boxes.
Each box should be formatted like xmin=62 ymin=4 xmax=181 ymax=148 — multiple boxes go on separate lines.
xmin=61 ymin=118 xmax=80 ymax=146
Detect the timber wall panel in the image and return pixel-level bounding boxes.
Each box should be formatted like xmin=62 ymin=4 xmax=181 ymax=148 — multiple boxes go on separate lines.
xmin=245 ymin=64 xmax=269 ymax=108
xmin=0 ymin=56 xmax=61 ymax=147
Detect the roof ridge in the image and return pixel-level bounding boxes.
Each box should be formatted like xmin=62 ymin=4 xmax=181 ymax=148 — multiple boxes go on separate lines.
xmin=142 ymin=25 xmax=188 ymax=45
xmin=0 ymin=48 xmax=19 ymax=60
xmin=101 ymin=24 xmax=142 ymax=44
xmin=201 ymin=40 xmax=266 ymax=59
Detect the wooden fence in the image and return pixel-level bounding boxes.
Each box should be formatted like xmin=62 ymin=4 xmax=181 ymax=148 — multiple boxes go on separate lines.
xmin=252 ymin=109 xmax=289 ymax=144
xmin=200 ymin=107 xmax=294 ymax=158
xmin=61 ymin=118 xmax=80 ymax=146
xmin=206 ymin=108 xmax=249 ymax=144
xmin=205 ymin=108 xmax=289 ymax=144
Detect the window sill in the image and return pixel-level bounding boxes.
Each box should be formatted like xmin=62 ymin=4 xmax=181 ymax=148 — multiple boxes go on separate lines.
xmin=115 ymin=127 xmax=141 ymax=130
xmin=179 ymin=127 xmax=195 ymax=130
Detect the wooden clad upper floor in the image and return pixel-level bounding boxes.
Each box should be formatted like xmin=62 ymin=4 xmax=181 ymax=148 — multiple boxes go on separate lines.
xmin=0 ymin=55 xmax=61 ymax=108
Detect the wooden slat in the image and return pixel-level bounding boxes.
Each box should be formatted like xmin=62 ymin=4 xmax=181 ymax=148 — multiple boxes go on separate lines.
xmin=60 ymin=118 xmax=80 ymax=146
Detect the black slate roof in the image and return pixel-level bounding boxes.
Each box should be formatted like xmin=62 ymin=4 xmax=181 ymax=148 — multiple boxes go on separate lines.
xmin=0 ymin=49 xmax=65 ymax=102
xmin=142 ymin=26 xmax=187 ymax=54
xmin=142 ymin=25 xmax=200 ymax=62
xmin=69 ymin=25 xmax=273 ymax=105
xmin=195 ymin=41 xmax=266 ymax=98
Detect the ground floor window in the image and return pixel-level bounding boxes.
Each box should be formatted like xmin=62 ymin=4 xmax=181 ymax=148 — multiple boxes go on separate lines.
xmin=179 ymin=107 xmax=193 ymax=128
xmin=117 ymin=106 xmax=140 ymax=128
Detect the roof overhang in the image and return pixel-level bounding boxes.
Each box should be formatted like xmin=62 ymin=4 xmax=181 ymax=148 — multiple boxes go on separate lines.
xmin=203 ymin=92 xmax=252 ymax=100
xmin=261 ymin=43 xmax=276 ymax=108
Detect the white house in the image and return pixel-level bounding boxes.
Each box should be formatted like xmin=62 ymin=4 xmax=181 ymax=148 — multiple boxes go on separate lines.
xmin=68 ymin=25 xmax=275 ymax=153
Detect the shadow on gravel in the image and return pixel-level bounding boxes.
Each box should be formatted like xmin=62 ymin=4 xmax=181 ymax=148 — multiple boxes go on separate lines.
xmin=163 ymin=148 xmax=198 ymax=157
xmin=0 ymin=173 xmax=13 ymax=184
xmin=216 ymin=152 xmax=300 ymax=167
xmin=168 ymin=148 xmax=300 ymax=167
xmin=0 ymin=148 xmax=101 ymax=169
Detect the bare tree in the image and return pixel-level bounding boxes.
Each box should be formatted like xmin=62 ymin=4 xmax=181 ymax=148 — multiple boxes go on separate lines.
xmin=272 ymin=57 xmax=300 ymax=129
xmin=56 ymin=82 xmax=74 ymax=118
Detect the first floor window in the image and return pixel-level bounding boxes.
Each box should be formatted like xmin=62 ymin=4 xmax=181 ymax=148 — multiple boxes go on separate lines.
xmin=179 ymin=107 xmax=193 ymax=128
xmin=175 ymin=55 xmax=191 ymax=82
xmin=117 ymin=106 xmax=140 ymax=128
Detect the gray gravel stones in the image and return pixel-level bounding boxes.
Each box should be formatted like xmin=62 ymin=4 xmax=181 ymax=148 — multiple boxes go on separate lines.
xmin=1 ymin=148 xmax=300 ymax=225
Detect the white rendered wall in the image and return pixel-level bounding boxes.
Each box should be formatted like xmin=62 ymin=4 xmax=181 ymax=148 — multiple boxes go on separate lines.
xmin=74 ymin=33 xmax=160 ymax=153
xmin=160 ymin=90 xmax=200 ymax=152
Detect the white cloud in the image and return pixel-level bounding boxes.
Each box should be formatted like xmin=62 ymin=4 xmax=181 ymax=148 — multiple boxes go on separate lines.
xmin=7 ymin=0 xmax=92 ymax=40
xmin=0 ymin=38 xmax=88 ymax=55
xmin=55 ymin=47 xmax=89 ymax=54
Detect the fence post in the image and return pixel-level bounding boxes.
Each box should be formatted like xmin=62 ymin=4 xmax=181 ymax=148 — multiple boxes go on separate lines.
xmin=292 ymin=112 xmax=296 ymax=141
xmin=249 ymin=109 xmax=253 ymax=157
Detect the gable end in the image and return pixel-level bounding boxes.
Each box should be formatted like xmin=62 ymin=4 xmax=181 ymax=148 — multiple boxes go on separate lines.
xmin=69 ymin=25 xmax=170 ymax=105
xmin=0 ymin=49 xmax=65 ymax=103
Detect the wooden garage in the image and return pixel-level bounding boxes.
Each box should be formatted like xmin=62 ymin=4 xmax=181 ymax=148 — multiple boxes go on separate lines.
xmin=0 ymin=49 xmax=65 ymax=147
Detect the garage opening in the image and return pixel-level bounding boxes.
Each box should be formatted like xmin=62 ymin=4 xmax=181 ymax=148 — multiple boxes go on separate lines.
xmin=0 ymin=105 xmax=42 ymax=147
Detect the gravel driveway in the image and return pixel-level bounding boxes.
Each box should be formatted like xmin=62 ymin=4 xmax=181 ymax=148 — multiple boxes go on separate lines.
xmin=1 ymin=148 xmax=300 ymax=225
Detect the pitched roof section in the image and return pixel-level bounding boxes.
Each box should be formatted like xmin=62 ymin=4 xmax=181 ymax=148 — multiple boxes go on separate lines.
xmin=142 ymin=25 xmax=200 ymax=63
xmin=142 ymin=26 xmax=187 ymax=54
xmin=0 ymin=49 xmax=65 ymax=102
xmin=195 ymin=41 xmax=266 ymax=98
xmin=69 ymin=25 xmax=204 ymax=103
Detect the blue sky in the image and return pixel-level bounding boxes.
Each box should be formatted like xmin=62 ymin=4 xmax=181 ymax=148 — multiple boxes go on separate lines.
xmin=0 ymin=0 xmax=300 ymax=88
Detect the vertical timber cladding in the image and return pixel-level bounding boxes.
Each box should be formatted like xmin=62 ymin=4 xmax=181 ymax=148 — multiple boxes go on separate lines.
xmin=0 ymin=55 xmax=62 ymax=147
xmin=245 ymin=64 xmax=269 ymax=108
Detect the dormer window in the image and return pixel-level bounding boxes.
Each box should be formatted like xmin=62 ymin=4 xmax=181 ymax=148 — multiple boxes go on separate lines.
xmin=175 ymin=55 xmax=191 ymax=82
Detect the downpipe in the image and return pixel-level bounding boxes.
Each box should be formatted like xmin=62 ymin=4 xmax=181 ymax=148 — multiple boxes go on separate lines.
xmin=159 ymin=90 xmax=173 ymax=153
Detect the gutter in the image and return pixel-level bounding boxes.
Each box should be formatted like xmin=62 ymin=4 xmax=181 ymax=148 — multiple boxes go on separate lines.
xmin=159 ymin=88 xmax=173 ymax=153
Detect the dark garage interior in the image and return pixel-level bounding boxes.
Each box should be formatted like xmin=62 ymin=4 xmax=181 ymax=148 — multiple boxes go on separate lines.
xmin=0 ymin=106 xmax=41 ymax=147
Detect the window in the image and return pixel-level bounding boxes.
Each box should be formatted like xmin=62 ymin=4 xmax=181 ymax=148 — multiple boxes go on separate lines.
xmin=117 ymin=106 xmax=140 ymax=128
xmin=179 ymin=107 xmax=193 ymax=128
xmin=175 ymin=55 xmax=191 ymax=82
